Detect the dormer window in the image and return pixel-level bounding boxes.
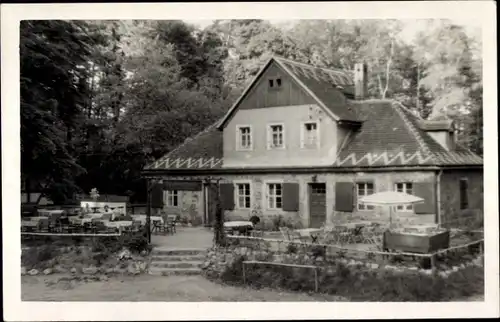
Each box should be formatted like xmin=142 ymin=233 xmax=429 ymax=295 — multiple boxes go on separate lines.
xmin=268 ymin=77 xmax=282 ymax=89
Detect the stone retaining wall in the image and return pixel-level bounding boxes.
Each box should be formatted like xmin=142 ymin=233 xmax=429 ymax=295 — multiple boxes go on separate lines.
xmin=201 ymin=244 xmax=484 ymax=280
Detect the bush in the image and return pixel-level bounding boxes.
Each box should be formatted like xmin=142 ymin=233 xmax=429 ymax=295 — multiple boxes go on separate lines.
xmin=216 ymin=256 xmax=484 ymax=301
xmin=271 ymin=215 xmax=284 ymax=231
xmin=21 ymin=245 xmax=59 ymax=269
xmin=287 ymin=243 xmax=298 ymax=254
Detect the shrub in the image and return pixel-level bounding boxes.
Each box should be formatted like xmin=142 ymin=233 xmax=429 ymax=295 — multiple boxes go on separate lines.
xmin=216 ymin=255 xmax=484 ymax=301
xmin=21 ymin=245 xmax=59 ymax=269
xmin=310 ymin=245 xmax=326 ymax=258
xmin=286 ymin=243 xmax=298 ymax=254
xmin=271 ymin=215 xmax=284 ymax=231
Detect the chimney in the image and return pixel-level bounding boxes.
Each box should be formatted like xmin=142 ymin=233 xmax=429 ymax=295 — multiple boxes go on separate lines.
xmin=354 ymin=62 xmax=367 ymax=100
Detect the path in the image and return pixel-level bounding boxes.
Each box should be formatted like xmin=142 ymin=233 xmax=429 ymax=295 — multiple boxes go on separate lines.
xmin=21 ymin=274 xmax=346 ymax=301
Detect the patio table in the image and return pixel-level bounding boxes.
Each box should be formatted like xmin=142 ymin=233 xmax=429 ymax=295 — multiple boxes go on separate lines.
xmin=104 ymin=221 xmax=133 ymax=229
xmin=295 ymin=228 xmax=322 ymax=243
xmin=25 ymin=216 xmax=48 ymax=222
xmin=38 ymin=209 xmax=65 ymax=217
xmin=21 ymin=220 xmax=38 ymax=228
xmin=224 ymin=221 xmax=253 ymax=236
xmin=68 ymin=217 xmax=94 ymax=225
xmin=131 ymin=214 xmax=164 ymax=225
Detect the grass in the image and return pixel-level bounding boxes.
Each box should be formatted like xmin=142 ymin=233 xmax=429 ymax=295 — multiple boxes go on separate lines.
xmin=214 ymin=255 xmax=484 ymax=301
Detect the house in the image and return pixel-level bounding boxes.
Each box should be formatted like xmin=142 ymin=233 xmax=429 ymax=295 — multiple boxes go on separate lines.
xmin=142 ymin=56 xmax=483 ymax=229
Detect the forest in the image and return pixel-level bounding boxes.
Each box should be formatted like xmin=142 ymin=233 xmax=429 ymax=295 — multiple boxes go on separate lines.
xmin=20 ymin=19 xmax=483 ymax=204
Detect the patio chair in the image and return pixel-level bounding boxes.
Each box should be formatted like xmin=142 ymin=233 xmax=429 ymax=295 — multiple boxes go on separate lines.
xmin=130 ymin=220 xmax=143 ymax=233
xmin=101 ymin=213 xmax=112 ymax=221
xmin=37 ymin=218 xmax=50 ymax=233
xmin=279 ymin=227 xmax=306 ymax=244
xmin=48 ymin=213 xmax=62 ymax=233
xmin=166 ymin=215 xmax=177 ymax=234
xmin=59 ymin=217 xmax=71 ymax=233
xmin=333 ymin=226 xmax=355 ymax=245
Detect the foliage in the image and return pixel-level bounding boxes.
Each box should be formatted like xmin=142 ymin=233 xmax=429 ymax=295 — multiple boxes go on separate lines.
xmin=217 ymin=257 xmax=483 ymax=301
xmin=21 ymin=19 xmax=483 ymax=202
xmin=21 ymin=245 xmax=59 ymax=269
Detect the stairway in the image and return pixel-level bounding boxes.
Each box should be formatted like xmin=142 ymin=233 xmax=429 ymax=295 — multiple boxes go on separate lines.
xmin=148 ymin=247 xmax=207 ymax=276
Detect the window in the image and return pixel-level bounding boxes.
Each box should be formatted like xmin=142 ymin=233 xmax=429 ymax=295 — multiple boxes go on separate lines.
xmin=356 ymin=182 xmax=374 ymax=210
xmin=268 ymin=124 xmax=285 ymax=149
xmin=301 ymin=121 xmax=319 ymax=148
xmin=395 ymin=182 xmax=413 ymax=211
xmin=268 ymin=77 xmax=282 ymax=89
xmin=236 ymin=183 xmax=251 ymax=209
xmin=459 ymin=179 xmax=469 ymax=209
xmin=164 ymin=190 xmax=179 ymax=207
xmin=237 ymin=125 xmax=252 ymax=150
xmin=267 ymin=183 xmax=283 ymax=209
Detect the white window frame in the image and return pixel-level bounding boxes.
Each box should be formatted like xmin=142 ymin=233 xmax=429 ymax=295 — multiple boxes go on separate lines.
xmin=164 ymin=190 xmax=180 ymax=207
xmin=236 ymin=125 xmax=253 ymax=151
xmin=267 ymin=123 xmax=285 ymax=150
xmin=234 ymin=180 xmax=252 ymax=210
xmin=394 ymin=182 xmax=414 ymax=212
xmin=356 ymin=182 xmax=375 ymax=211
xmin=264 ymin=181 xmax=284 ymax=210
xmin=300 ymin=121 xmax=320 ymax=149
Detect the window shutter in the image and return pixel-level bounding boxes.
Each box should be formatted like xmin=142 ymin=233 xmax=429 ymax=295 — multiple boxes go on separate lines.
xmin=219 ymin=183 xmax=234 ymax=210
xmin=150 ymin=183 xmax=164 ymax=208
xmin=335 ymin=182 xmax=354 ymax=212
xmin=282 ymin=183 xmax=300 ymax=211
xmin=412 ymin=182 xmax=435 ymax=214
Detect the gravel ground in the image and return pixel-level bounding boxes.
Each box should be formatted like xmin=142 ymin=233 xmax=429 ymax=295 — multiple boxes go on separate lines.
xmin=21 ymin=274 xmax=347 ymax=302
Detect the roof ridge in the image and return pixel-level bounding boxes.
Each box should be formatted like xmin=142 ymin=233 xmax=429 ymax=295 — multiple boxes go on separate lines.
xmin=272 ymin=55 xmax=350 ymax=76
xmin=391 ymin=101 xmax=435 ymax=160
xmin=145 ymin=119 xmax=221 ymax=169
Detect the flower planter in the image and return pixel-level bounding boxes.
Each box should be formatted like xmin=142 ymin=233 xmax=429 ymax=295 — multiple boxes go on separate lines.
xmin=383 ymin=230 xmax=450 ymax=254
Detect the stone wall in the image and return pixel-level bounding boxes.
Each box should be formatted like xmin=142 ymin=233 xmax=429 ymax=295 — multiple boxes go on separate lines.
xmin=439 ymin=169 xmax=483 ymax=229
xmin=161 ymin=170 xmax=437 ymax=229
xmin=162 ymin=190 xmax=203 ymax=225
xmin=201 ymin=243 xmax=484 ymax=281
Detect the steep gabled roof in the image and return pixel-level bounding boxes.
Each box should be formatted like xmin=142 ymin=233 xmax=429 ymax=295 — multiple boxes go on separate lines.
xmin=217 ymin=56 xmax=360 ymax=129
xmin=333 ymin=100 xmax=483 ymax=167
xmin=145 ymin=99 xmax=482 ymax=171
xmin=144 ymin=121 xmax=223 ymax=170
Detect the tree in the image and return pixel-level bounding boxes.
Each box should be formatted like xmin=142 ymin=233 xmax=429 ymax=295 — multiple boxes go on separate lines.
xmin=20 ymin=20 xmax=107 ymax=203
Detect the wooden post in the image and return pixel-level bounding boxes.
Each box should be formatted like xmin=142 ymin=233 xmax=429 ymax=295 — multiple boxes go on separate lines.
xmin=314 ymin=267 xmax=319 ymax=292
xmin=146 ymin=179 xmax=152 ymax=244
xmin=242 ymin=262 xmax=246 ymax=284
xmin=430 ymin=254 xmax=436 ymax=273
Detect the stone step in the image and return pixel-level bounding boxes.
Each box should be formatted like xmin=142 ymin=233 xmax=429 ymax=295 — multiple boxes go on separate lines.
xmin=150 ymin=261 xmax=203 ymax=269
xmin=148 ymin=267 xmax=202 ymax=276
xmin=151 ymin=255 xmax=206 ymax=262
xmin=151 ymin=248 xmax=207 ymax=256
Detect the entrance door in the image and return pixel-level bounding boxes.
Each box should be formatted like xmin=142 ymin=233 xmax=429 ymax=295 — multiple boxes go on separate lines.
xmin=309 ymin=183 xmax=327 ymax=228
xmin=204 ymin=183 xmax=218 ymax=227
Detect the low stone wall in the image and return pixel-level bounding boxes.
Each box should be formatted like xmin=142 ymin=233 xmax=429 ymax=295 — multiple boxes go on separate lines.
xmin=201 ymin=243 xmax=484 ymax=281
xmin=21 ymin=245 xmax=150 ymax=277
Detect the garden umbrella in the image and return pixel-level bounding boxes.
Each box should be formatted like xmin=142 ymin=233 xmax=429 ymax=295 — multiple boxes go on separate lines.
xmin=358 ymin=191 xmax=424 ymax=227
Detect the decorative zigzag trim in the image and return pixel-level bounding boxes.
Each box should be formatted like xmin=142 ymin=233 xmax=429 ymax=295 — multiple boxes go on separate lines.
xmin=334 ymin=151 xmax=434 ymax=167
xmin=152 ymin=157 xmax=223 ymax=169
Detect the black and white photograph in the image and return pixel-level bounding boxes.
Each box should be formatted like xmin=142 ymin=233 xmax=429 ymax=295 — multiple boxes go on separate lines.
xmin=2 ymin=1 xmax=498 ymax=320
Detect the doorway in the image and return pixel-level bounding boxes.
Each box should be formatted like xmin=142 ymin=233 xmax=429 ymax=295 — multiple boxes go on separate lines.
xmin=309 ymin=183 xmax=327 ymax=228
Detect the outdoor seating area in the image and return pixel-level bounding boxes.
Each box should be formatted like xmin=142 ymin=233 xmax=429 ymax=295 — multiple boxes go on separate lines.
xmin=20 ymin=208 xmax=179 ymax=236
xmin=276 ymin=220 xmax=388 ymax=251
